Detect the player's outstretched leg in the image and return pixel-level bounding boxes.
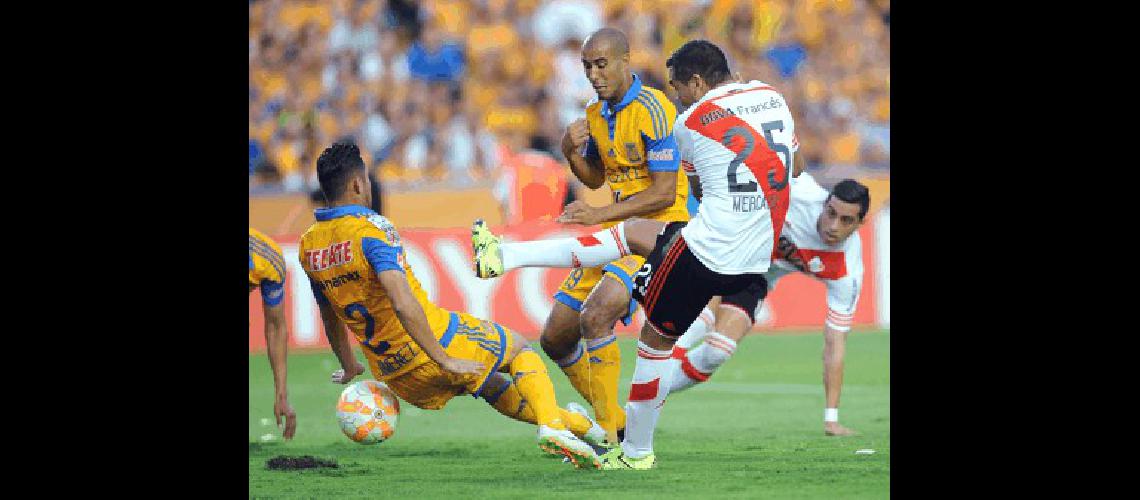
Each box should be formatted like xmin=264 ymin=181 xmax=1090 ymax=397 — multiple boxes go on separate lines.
xmin=471 ymin=218 xmax=665 ymax=278
xmin=479 ymin=372 xmax=607 ymax=447
xmin=499 ymin=331 xmax=601 ymax=469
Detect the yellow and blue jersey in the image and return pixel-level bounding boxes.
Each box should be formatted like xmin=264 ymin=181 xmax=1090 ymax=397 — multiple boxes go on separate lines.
xmin=298 ymin=205 xmax=477 ymax=383
xmin=249 ymin=227 xmax=286 ymax=307
xmin=554 ymin=75 xmax=690 ymax=322
xmin=583 ymin=73 xmax=690 ymax=226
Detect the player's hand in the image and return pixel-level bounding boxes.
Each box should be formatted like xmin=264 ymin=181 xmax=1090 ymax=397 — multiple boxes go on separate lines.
xmin=331 ymin=361 xmax=366 ymax=384
xmin=557 ymin=200 xmax=601 ymax=225
xmin=440 ymin=357 xmax=485 ymax=377
xmin=274 ymin=395 xmax=297 ymax=440
xmin=824 ymin=422 xmax=857 ymax=436
xmin=561 ymin=119 xmax=591 ymax=153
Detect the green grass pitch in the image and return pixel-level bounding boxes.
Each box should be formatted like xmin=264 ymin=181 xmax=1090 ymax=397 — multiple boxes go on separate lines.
xmin=249 ymin=330 xmax=889 ymax=498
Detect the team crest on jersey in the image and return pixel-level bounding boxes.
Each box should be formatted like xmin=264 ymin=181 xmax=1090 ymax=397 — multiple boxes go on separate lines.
xmin=367 ymin=214 xmax=400 ymax=245
xmin=624 ymin=143 xmax=642 ymax=163
xmin=808 ymin=256 xmax=824 ymax=273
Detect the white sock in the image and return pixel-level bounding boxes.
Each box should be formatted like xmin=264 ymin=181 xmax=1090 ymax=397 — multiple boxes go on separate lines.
xmin=667 ymin=331 xmax=737 ymax=393
xmin=690 ymin=331 xmax=737 ymax=374
xmin=621 ymin=341 xmax=673 ymax=459
xmin=501 ymin=224 xmax=629 ymax=271
xmin=674 ymin=307 xmax=715 ymax=350
xmin=666 ymin=355 xmax=704 ymax=393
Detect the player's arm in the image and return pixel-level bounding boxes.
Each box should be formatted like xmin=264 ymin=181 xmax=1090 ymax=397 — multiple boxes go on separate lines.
xmin=561 ymin=119 xmax=606 ymax=189
xmin=559 ymin=111 xmax=682 ymax=225
xmin=375 ymin=270 xmax=483 ymax=376
xmin=821 ymin=247 xmax=863 ymax=435
xmin=261 ymin=281 xmax=297 ymax=439
xmin=360 ymin=234 xmax=484 ymax=376
xmin=679 ymin=124 xmax=701 ymax=201
xmin=574 ymin=169 xmax=679 ymax=224
xmin=309 ymin=280 xmax=367 ymax=383
xmin=791 ymin=134 xmax=805 ymax=178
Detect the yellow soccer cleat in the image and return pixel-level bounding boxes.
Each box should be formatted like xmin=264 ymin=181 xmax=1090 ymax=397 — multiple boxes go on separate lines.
xmin=471 ymin=219 xmax=504 ymax=278
xmin=538 ymin=425 xmax=602 ymax=470
xmin=600 ymin=446 xmax=656 ymax=470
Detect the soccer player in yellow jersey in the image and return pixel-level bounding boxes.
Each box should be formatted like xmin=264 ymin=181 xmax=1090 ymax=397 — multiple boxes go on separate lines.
xmin=478 ymin=28 xmax=688 ymax=445
xmin=249 ymin=227 xmax=297 ymax=440
xmin=300 ymin=143 xmax=605 ymax=468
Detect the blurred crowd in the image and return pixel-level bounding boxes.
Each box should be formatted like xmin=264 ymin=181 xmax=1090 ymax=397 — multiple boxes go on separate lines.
xmin=249 ymin=0 xmax=890 ymax=195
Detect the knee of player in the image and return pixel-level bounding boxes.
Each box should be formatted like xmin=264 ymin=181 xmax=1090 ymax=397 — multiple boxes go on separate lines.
xmin=539 ymin=330 xmax=574 ymax=359
xmin=579 ymin=303 xmax=622 ymax=339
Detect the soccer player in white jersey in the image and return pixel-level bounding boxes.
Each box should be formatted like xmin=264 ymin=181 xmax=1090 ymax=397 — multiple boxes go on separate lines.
xmin=667 ymin=174 xmax=870 ymax=437
xmin=471 ymin=40 xmax=806 ymax=469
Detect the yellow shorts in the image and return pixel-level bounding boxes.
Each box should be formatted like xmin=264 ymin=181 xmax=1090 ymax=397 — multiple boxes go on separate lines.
xmin=554 ymin=255 xmax=645 ymax=325
xmin=385 ymin=311 xmax=516 ymax=410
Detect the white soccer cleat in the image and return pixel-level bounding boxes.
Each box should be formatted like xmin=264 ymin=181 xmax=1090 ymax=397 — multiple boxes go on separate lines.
xmin=566 ymin=402 xmax=609 ymax=449
xmin=537 ymin=424 xmax=601 ymax=470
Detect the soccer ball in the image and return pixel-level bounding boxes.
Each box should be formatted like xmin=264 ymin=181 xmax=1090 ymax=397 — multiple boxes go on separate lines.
xmin=336 ymin=380 xmax=400 ymax=445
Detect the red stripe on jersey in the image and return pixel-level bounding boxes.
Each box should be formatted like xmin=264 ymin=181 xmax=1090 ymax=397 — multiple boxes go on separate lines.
xmin=577 ymin=235 xmax=601 ymax=247
xmin=671 ymin=346 xmax=688 ymax=359
xmin=786 ymin=249 xmax=848 ymax=280
xmin=680 ymin=356 xmax=710 ymax=382
xmin=684 ymin=101 xmax=791 ymax=252
xmin=628 ymin=378 xmax=661 ymax=401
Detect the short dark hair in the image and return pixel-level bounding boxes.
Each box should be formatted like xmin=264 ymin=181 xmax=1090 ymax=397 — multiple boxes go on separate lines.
xmin=316 ymin=141 xmax=366 ymax=203
xmin=828 ymin=179 xmax=871 ymax=219
xmin=666 ymin=40 xmax=731 ymax=87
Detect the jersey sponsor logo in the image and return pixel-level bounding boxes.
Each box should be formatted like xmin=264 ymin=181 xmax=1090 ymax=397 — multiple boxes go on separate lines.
xmin=624 ymin=143 xmax=642 ymax=163
xmin=306 ymin=240 xmax=354 ymax=272
xmin=607 ymin=166 xmax=650 ymax=184
xmin=314 ymin=270 xmax=364 ymax=290
xmin=647 ymin=148 xmax=675 ymax=161
xmin=699 ymin=108 xmax=734 ymax=126
xmin=731 ymin=97 xmax=784 ymax=115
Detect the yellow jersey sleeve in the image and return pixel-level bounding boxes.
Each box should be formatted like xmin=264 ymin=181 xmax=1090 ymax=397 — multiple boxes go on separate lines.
xmin=249 ymin=227 xmax=286 ymax=307
xmin=630 ymin=89 xmax=681 ymax=173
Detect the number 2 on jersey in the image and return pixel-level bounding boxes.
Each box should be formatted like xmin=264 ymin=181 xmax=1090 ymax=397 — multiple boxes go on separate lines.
xmin=345 ymin=303 xmax=390 ymax=355
xmin=721 ymin=120 xmax=792 ymax=192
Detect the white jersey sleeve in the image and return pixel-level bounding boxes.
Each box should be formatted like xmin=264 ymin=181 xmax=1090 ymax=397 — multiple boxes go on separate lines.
xmin=823 ymin=232 xmax=863 ymax=332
